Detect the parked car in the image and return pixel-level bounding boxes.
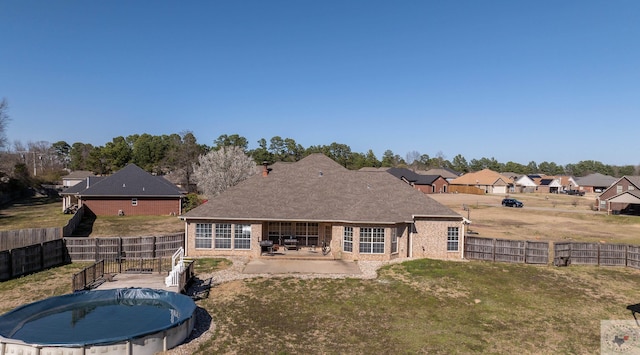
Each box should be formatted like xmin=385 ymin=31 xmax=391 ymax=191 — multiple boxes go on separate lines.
xmin=566 ymin=190 xmax=585 ymax=196
xmin=502 ymin=198 xmax=523 ymax=208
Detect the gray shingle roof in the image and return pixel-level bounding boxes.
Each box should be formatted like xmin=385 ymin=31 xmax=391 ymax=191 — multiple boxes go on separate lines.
xmin=183 ymin=154 xmax=460 ymax=223
xmin=386 ymin=167 xmax=441 ymax=185
xmin=71 ymin=164 xmax=183 ymax=197
xmin=576 ymin=173 xmax=617 ymax=187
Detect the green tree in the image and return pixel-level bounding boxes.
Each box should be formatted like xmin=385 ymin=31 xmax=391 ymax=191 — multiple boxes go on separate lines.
xmin=381 ymin=150 xmax=405 ymax=167
xmin=249 ymin=138 xmax=273 ymax=164
xmin=69 ymin=142 xmax=95 ymax=171
xmin=325 ymin=142 xmax=352 ymax=168
xmin=538 ymin=161 xmax=565 ymax=176
xmin=51 ymin=141 xmax=71 ymax=169
xmin=86 ymin=146 xmax=108 ymax=174
xmin=213 ymin=134 xmax=249 ymax=151
xmin=363 ymin=149 xmax=381 ymax=168
xmin=503 ymin=161 xmax=528 ymax=174
xmin=102 ymin=136 xmax=132 ymax=171
xmin=451 ymin=154 xmax=469 ymax=173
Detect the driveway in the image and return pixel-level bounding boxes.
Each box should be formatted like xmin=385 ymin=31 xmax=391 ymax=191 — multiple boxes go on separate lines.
xmin=242 ymin=259 xmax=362 ymax=275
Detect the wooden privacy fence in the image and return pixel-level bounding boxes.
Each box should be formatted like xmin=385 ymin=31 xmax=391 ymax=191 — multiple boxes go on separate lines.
xmin=0 ymin=239 xmax=67 ymax=281
xmin=64 ymin=234 xmax=183 ymax=275
xmin=64 ymin=234 xmax=184 ymax=262
xmin=0 ymin=234 xmax=183 ymax=282
xmin=0 ymin=227 xmax=62 ymax=251
xmin=464 ymin=236 xmax=549 ymax=264
xmin=62 ymin=205 xmax=85 ymax=237
xmin=554 ymin=242 xmax=640 ymax=268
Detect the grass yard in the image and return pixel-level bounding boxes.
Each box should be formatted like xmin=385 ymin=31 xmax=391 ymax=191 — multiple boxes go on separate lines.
xmin=186 ymin=258 xmax=640 ymax=354
xmin=2 ymin=193 xmax=640 ymax=353
xmin=0 ymin=196 xmax=70 ymax=229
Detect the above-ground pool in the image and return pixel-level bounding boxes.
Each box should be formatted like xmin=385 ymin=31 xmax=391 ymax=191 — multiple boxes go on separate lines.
xmin=0 ymin=288 xmax=197 ymax=355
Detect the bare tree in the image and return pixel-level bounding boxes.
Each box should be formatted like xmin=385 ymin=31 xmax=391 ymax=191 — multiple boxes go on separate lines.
xmin=192 ymin=146 xmax=258 ymax=198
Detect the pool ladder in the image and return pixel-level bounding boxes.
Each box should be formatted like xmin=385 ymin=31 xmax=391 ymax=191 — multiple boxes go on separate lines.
xmin=165 ymin=247 xmax=185 ymax=287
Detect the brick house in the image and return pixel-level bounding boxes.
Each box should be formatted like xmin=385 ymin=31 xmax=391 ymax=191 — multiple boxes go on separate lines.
xmin=449 ymin=169 xmax=513 ymax=194
xmin=60 ymin=164 xmax=184 ymax=216
xmin=386 ymin=167 xmax=448 ymax=194
xmin=596 ymin=176 xmax=640 ymax=215
xmin=180 ymin=154 xmax=467 ymax=261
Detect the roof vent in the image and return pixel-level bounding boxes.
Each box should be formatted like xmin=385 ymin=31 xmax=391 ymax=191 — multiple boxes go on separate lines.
xmin=122 ymin=183 xmax=126 ymax=188
xmin=319 ymin=171 xmax=323 ymax=177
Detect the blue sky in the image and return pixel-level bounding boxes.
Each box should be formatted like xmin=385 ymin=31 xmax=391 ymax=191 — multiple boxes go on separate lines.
xmin=1 ymin=1 xmax=639 ymax=166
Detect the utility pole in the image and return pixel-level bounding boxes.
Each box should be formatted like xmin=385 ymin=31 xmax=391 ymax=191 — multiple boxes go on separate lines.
xmin=17 ymin=151 xmax=38 ymax=176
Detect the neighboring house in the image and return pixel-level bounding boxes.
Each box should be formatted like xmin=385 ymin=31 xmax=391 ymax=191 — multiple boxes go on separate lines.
xmin=62 ymin=170 xmax=96 ymax=188
xmin=386 ymin=167 xmax=448 ymax=194
xmin=556 ymin=176 xmax=580 ymax=192
xmin=596 ymin=176 xmax=640 ymax=214
xmin=60 ymin=164 xmax=184 ymax=216
xmin=180 ymin=154 xmax=467 ymax=261
xmin=449 ymin=169 xmax=513 ymax=194
xmin=512 ymin=174 xmax=537 ymax=193
xmin=534 ymin=177 xmax=562 ymax=194
xmin=421 ymin=167 xmax=462 ymax=182
xmin=575 ymin=173 xmax=617 ymax=193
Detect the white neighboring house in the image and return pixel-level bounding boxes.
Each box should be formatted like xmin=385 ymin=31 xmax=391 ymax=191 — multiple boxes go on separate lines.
xmin=514 ymin=175 xmax=537 ymax=193
xmin=62 ymin=171 xmax=96 ymax=188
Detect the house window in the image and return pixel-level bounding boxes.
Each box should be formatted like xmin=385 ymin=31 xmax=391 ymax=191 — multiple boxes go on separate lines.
xmin=343 ymin=227 xmax=353 ymax=253
xmin=447 ymin=227 xmax=459 ymax=251
xmin=234 ymin=224 xmax=251 ymax=250
xmin=630 ymin=186 xmax=635 ymax=191
xmin=267 ymin=222 xmax=293 ymax=244
xmin=617 ymin=186 xmax=623 ymax=194
xmin=295 ymin=222 xmax=319 ymax=247
xmin=391 ymin=227 xmax=398 ymax=254
xmin=195 ymin=223 xmax=212 ymax=249
xmin=359 ymin=227 xmax=385 ymax=254
xmin=131 ymin=198 xmax=138 ymax=206
xmin=215 ymin=223 xmax=232 ymax=249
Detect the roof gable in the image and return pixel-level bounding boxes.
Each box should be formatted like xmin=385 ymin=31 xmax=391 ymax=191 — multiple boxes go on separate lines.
xmin=183 ymin=154 xmax=459 ymax=223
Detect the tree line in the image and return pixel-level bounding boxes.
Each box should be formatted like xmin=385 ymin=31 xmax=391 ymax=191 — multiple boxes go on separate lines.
xmin=1 ymin=131 xmax=637 ymax=191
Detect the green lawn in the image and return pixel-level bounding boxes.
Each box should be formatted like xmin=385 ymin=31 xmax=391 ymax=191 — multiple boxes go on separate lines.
xmin=191 ymin=259 xmax=640 ymax=354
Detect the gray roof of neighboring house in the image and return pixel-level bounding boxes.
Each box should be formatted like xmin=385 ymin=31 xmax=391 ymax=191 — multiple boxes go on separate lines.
xmin=421 ymin=167 xmax=461 ymax=179
xmin=576 ymin=173 xmax=617 ymax=187
xmin=60 ymin=176 xmax=105 ymax=195
xmin=183 ymin=154 xmax=460 ymax=224
xmin=63 ymin=170 xmax=96 ymax=180
xmin=386 ymin=168 xmax=442 ymax=185
xmin=62 ymin=164 xmax=183 ymax=197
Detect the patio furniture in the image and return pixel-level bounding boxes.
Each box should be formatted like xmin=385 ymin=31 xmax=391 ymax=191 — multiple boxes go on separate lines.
xmin=259 ymin=240 xmax=274 ymax=255
xmin=283 ymin=238 xmax=298 ymax=251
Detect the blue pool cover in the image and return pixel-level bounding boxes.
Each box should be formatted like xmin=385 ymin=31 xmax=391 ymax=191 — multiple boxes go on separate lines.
xmin=0 ymin=288 xmax=197 ymax=346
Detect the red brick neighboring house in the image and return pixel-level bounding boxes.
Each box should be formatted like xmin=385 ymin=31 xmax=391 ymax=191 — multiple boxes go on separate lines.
xmin=60 ymin=164 xmax=184 ymax=216
xmin=596 ymin=176 xmax=640 ymax=215
xmin=386 ymin=167 xmax=448 ymax=194
xmin=181 ymin=154 xmax=467 ymax=262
